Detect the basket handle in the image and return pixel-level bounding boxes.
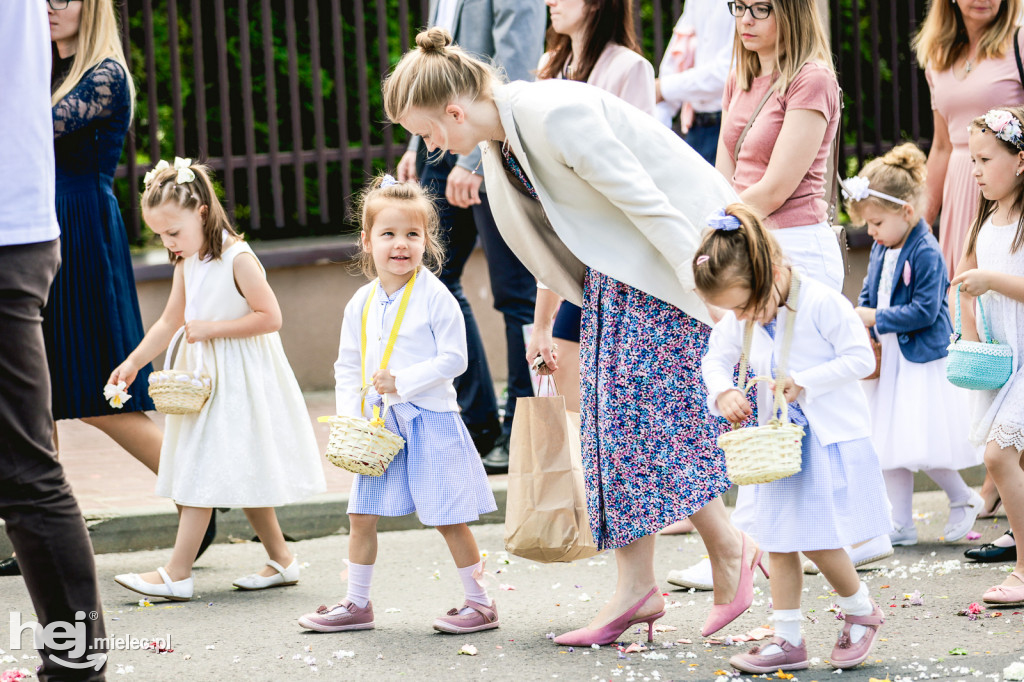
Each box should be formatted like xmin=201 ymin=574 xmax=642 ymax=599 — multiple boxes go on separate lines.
xmin=953 ymin=282 xmax=993 ymax=343
xmin=165 ymin=325 xmax=205 ymax=376
xmin=732 ymin=270 xmax=802 ymax=431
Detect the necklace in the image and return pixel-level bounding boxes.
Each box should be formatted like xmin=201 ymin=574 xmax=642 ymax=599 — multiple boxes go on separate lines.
xmin=965 ymin=58 xmax=974 ymax=74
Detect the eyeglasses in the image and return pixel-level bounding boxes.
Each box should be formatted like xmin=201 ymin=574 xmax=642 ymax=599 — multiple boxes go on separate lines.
xmin=47 ymin=0 xmax=82 ymax=10
xmin=728 ymin=2 xmax=773 ymax=19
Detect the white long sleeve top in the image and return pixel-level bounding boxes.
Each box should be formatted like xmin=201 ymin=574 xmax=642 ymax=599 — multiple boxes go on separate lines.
xmin=701 ymin=276 xmax=875 ymax=446
xmin=656 ymin=0 xmax=735 ymax=125
xmin=334 ymin=268 xmax=467 ymax=418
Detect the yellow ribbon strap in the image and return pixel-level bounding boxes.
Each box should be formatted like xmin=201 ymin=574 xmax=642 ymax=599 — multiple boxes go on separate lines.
xmin=359 ymin=269 xmax=417 ymax=422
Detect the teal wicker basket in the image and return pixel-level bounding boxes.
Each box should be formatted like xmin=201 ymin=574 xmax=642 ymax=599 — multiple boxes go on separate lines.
xmin=946 ymin=284 xmax=1013 ymax=391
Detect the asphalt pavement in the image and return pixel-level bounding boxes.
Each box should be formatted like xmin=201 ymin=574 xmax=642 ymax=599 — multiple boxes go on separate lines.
xmin=1 ymin=491 xmax=1022 ymax=681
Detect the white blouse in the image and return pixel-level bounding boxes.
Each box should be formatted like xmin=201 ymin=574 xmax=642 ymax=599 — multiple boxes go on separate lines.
xmin=702 ymin=276 xmax=876 ymax=446
xmin=334 ymin=267 xmax=467 ymax=417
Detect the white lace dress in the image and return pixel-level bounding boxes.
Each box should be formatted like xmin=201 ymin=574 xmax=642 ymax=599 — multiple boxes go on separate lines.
xmin=861 ymin=248 xmax=979 ymax=470
xmin=969 ymin=217 xmax=1024 ymax=452
xmin=155 ymin=241 xmax=327 ymax=507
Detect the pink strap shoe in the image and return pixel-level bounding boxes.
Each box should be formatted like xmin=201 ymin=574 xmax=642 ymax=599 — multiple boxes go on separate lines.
xmin=829 ymin=602 xmax=884 ymax=669
xmin=982 ymin=570 xmax=1024 ymax=605
xmin=433 ymin=600 xmax=500 ymax=634
xmin=729 ymin=636 xmax=809 ymax=674
xmin=298 ymin=599 xmax=374 ymax=632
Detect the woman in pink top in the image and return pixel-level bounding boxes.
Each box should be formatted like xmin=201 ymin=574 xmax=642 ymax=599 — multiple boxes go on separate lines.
xmin=531 ymin=0 xmax=655 ymax=414
xmin=717 ymin=0 xmax=843 ymax=291
xmin=914 ymin=0 xmax=1024 ymax=279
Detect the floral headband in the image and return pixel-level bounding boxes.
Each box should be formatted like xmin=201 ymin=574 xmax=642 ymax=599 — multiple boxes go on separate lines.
xmin=143 ymin=157 xmax=197 ymax=188
xmin=978 ymin=109 xmax=1024 ymax=151
xmin=840 ymin=175 xmax=909 ymax=207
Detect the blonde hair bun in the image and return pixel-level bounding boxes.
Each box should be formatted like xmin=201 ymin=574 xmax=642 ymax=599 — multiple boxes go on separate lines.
xmin=416 ymin=27 xmax=453 ymax=53
xmin=881 ymin=143 xmax=927 ymax=185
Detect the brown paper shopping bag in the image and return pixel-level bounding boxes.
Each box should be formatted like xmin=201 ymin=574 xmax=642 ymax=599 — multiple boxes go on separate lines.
xmin=504 ymin=379 xmax=599 ymax=563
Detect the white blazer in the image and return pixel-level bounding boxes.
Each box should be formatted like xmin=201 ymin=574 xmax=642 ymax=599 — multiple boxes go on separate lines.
xmin=480 ymin=79 xmax=738 ymax=325
xmin=702 ymin=276 xmax=875 ymax=446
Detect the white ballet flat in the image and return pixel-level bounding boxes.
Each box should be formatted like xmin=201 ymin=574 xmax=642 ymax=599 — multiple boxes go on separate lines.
xmin=944 ymin=491 xmax=985 ymax=542
xmin=232 ymin=558 xmax=300 ymax=590
xmin=114 ymin=567 xmax=193 ymax=601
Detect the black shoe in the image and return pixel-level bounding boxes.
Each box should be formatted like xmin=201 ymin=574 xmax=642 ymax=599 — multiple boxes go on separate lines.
xmin=964 ymin=530 xmax=1016 ymax=563
xmin=0 ymin=556 xmax=21 ymax=577
xmin=195 ymin=511 xmax=218 ymax=561
xmin=481 ymin=434 xmax=510 ymax=474
xmin=468 ymin=423 xmax=501 ymax=456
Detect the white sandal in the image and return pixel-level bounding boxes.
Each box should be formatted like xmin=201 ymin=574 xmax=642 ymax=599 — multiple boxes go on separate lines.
xmin=114 ymin=566 xmax=193 ymax=601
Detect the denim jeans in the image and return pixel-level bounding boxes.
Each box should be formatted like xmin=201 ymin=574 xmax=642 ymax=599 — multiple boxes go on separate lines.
xmin=684 ymin=121 xmax=721 ymax=166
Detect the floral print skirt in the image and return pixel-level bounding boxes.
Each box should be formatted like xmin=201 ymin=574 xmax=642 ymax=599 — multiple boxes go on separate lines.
xmin=580 ymin=268 xmax=732 ymax=550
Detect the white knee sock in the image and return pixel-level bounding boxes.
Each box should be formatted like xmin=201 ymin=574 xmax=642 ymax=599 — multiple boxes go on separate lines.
xmin=883 ymin=468 xmax=914 ymax=529
xmin=457 ymin=561 xmax=491 ymax=609
xmin=925 ymin=468 xmax=973 ymax=526
xmin=835 ymin=582 xmax=873 ymax=643
xmin=345 ymin=562 xmax=374 ymax=608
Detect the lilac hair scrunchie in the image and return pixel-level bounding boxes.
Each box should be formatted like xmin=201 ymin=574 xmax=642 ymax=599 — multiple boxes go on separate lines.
xmin=707 ymin=208 xmax=741 ymax=231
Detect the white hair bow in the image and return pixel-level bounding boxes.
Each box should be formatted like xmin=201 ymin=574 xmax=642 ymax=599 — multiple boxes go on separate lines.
xmin=840 ymin=175 xmax=908 ymax=206
xmin=143 ymin=157 xmax=195 ymax=187
xmin=173 ymin=157 xmax=196 ymax=184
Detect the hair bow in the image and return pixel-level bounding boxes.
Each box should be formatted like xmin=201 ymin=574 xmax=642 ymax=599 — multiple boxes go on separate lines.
xmin=840 ymin=175 xmax=909 ymax=206
xmin=173 ymin=157 xmax=196 ymax=184
xmin=143 ymin=159 xmax=170 ymax=188
xmin=707 ymin=209 xmax=741 ymax=231
xmin=381 ymin=174 xmax=398 ymax=188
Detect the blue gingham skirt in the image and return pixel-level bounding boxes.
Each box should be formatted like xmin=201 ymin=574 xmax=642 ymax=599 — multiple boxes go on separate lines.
xmin=750 ymin=410 xmax=892 ymax=553
xmin=347 ymin=401 xmax=497 ymax=527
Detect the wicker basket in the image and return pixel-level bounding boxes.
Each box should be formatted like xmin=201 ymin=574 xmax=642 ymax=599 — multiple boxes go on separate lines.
xmin=321 ymin=403 xmax=405 ymax=476
xmin=719 ymin=378 xmax=805 ymax=485
xmin=148 ymin=326 xmax=211 ymax=415
xmin=718 ymin=270 xmax=805 ymax=486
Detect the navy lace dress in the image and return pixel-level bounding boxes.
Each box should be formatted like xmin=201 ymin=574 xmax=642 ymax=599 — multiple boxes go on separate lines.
xmin=46 ymin=56 xmax=154 ymax=419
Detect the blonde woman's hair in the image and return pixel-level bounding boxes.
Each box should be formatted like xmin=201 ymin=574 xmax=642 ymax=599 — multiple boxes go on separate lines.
xmin=732 ymin=0 xmax=835 ymax=93
xmin=382 ymin=27 xmax=504 ymax=125
xmin=845 ymin=143 xmax=928 ymax=225
xmin=913 ymin=0 xmax=1021 ymax=72
xmin=51 ymin=0 xmax=136 ymax=116
xmin=354 ymin=175 xmax=445 ymax=279
xmin=141 ymin=161 xmax=239 ymax=264
xmin=964 ymin=106 xmax=1024 ymax=257
xmin=693 ymin=203 xmax=787 ymax=320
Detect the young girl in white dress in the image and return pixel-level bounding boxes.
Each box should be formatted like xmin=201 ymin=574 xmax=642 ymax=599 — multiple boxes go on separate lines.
xmin=298 ymin=176 xmax=498 ymax=635
xmin=109 ymin=160 xmax=326 ymax=601
xmin=698 ymin=204 xmax=891 ymax=674
xmin=952 ymin=107 xmax=1024 ymax=605
xmin=849 ymin=143 xmax=983 ymax=546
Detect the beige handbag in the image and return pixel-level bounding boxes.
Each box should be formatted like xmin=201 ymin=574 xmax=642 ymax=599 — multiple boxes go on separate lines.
xmin=504 ymin=377 xmax=599 ymax=563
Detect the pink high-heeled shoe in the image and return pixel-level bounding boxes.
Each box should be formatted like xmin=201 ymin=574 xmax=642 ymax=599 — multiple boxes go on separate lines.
xmin=553 ymin=586 xmax=665 ymax=646
xmin=701 ymin=533 xmax=769 ymax=637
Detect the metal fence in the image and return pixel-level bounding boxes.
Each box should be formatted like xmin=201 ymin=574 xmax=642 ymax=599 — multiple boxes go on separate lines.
xmin=113 ymin=0 xmax=930 ymax=241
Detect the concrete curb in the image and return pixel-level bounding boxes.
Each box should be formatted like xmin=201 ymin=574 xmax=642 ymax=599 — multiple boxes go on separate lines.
xmin=0 ymin=465 xmax=987 ymax=557
xmin=0 ymin=483 xmax=509 ymax=557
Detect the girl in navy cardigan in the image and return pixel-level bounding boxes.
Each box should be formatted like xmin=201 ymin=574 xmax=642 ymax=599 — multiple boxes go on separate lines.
xmin=848 ymin=144 xmax=983 ymax=546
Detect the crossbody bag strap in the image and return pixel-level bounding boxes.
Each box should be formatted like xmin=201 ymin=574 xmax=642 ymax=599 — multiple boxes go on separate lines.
xmin=825 ymin=85 xmax=845 ymax=224
xmin=733 ymin=83 xmax=776 ymax=161
xmin=1015 ymin=27 xmax=1024 ymax=86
